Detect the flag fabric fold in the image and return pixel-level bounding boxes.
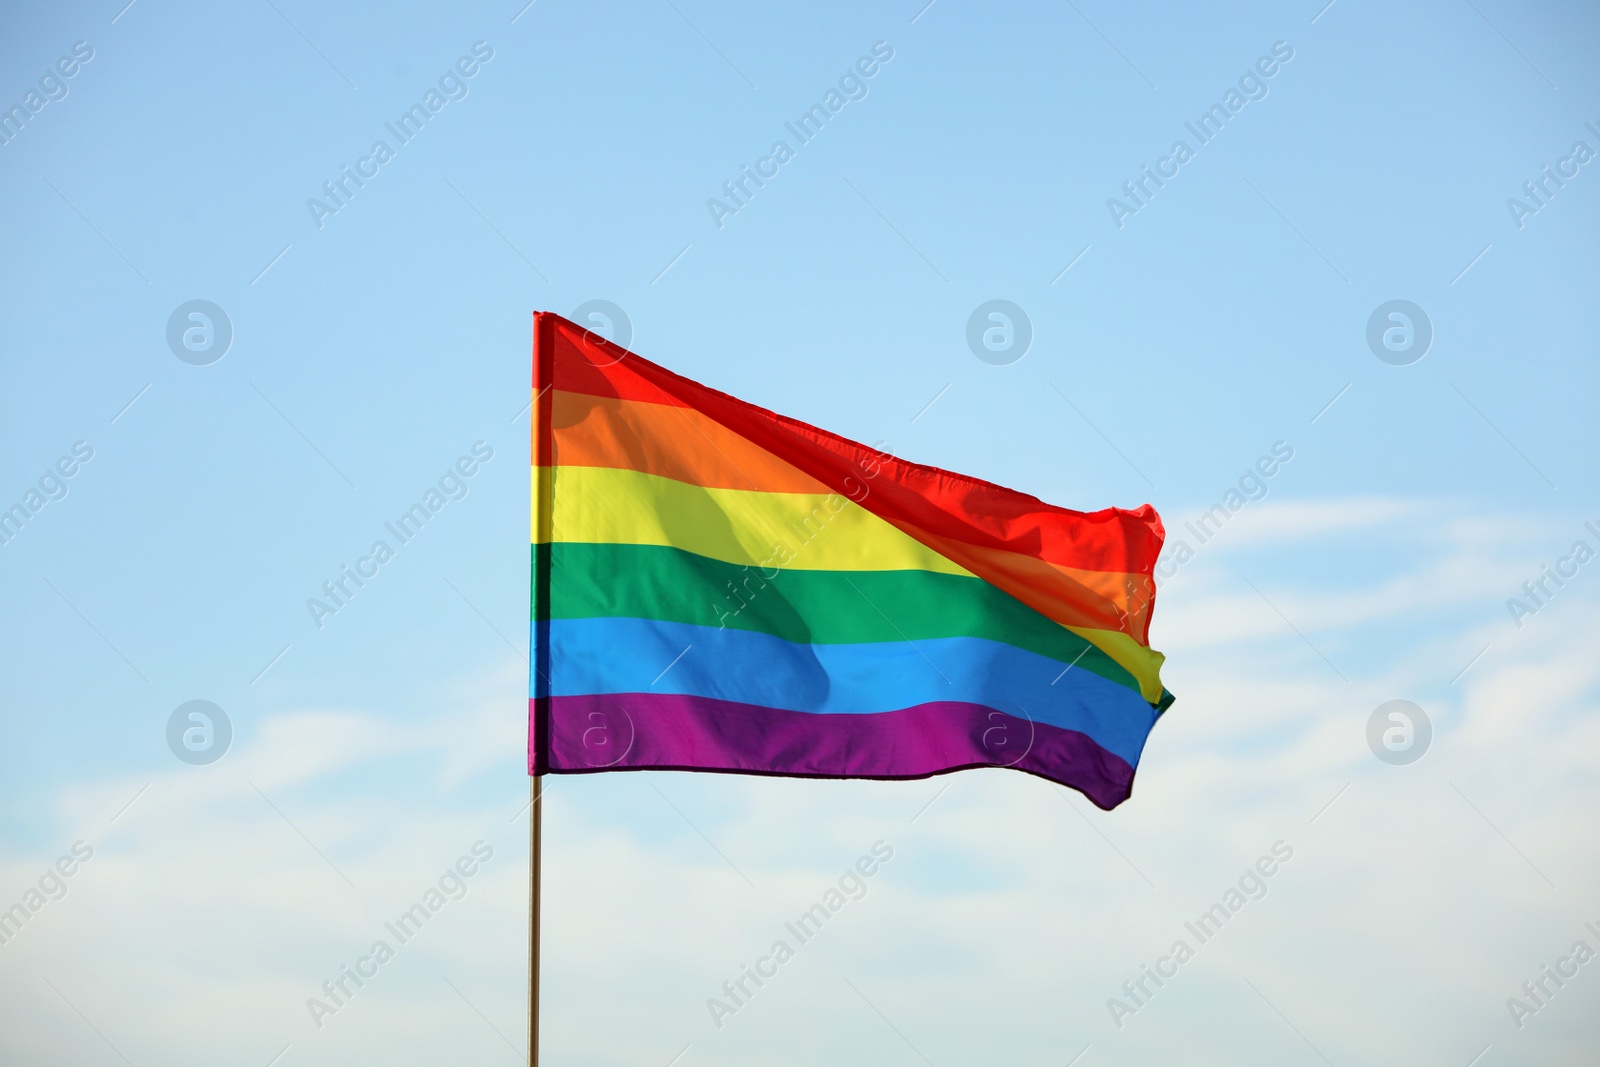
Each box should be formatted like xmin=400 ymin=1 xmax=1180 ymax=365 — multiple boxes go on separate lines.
xmin=530 ymin=312 xmax=1172 ymax=809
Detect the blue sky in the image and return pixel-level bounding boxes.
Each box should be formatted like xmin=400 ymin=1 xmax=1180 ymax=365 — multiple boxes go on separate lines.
xmin=3 ymin=0 xmax=1599 ymax=1063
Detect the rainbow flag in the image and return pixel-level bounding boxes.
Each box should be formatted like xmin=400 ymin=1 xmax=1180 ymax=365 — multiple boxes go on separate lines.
xmin=530 ymin=313 xmax=1172 ymax=810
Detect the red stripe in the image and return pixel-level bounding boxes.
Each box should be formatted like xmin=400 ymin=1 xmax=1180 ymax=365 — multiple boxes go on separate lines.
xmin=533 ymin=313 xmax=555 ymax=467
xmin=541 ymin=315 xmax=691 ymax=407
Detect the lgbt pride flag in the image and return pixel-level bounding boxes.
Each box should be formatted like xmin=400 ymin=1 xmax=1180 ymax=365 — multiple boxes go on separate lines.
xmin=530 ymin=312 xmax=1173 ymax=810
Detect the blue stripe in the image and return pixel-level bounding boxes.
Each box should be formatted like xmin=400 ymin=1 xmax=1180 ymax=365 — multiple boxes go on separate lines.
xmin=538 ymin=616 xmax=1157 ymax=765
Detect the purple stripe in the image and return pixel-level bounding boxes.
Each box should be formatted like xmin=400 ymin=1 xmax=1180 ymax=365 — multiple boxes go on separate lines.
xmin=530 ymin=694 xmax=1138 ymax=810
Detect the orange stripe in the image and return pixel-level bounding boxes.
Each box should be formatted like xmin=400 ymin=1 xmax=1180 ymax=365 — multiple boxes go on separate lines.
xmin=552 ymin=388 xmax=830 ymax=493
xmin=921 ymin=533 xmax=1155 ymax=647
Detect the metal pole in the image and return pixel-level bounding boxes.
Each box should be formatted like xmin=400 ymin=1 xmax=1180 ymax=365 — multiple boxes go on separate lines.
xmin=528 ymin=774 xmax=542 ymax=1066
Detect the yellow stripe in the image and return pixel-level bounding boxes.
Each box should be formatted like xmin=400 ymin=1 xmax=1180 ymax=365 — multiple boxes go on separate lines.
xmin=541 ymin=465 xmax=971 ymax=576
xmin=1064 ymin=627 xmax=1166 ymax=704
xmin=534 ymin=465 xmax=1166 ymax=701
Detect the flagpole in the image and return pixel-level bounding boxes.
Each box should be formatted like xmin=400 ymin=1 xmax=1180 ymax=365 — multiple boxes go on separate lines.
xmin=528 ymin=774 xmax=542 ymax=1067
xmin=529 ymin=310 xmax=552 ymax=1067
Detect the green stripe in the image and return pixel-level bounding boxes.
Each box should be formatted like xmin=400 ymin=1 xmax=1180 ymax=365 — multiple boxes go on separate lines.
xmin=542 ymin=542 xmax=1165 ymax=704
